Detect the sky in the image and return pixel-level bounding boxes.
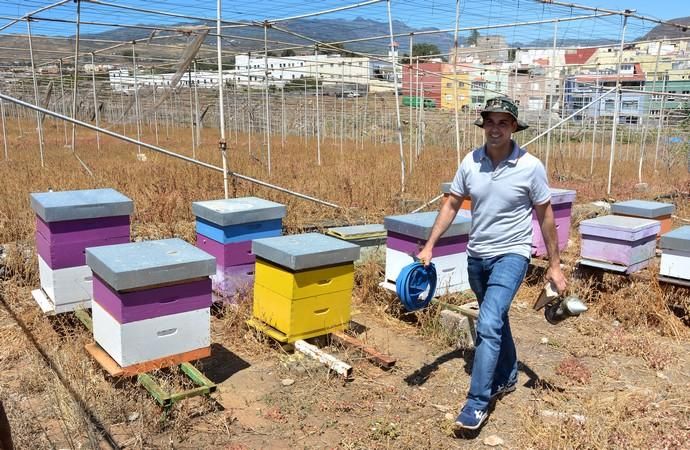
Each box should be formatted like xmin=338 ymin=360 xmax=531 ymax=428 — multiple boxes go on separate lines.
xmin=0 ymin=0 xmax=686 ymax=41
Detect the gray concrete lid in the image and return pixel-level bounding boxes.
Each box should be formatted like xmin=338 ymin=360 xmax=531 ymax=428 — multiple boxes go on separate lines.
xmin=384 ymin=211 xmax=471 ymax=240
xmin=660 ymin=225 xmax=690 ymax=252
xmin=441 ymin=182 xmax=452 ymax=194
xmin=252 ymin=233 xmax=360 ymax=271
xmin=580 ymin=215 xmax=660 ymax=233
xmin=550 ymin=188 xmax=576 ymax=205
xmin=30 ymin=188 xmax=133 ymax=222
xmin=326 ymin=224 xmax=386 ymax=240
xmin=192 ymin=196 xmax=286 ymax=226
xmin=611 ymin=199 xmax=675 ymax=218
xmin=86 ymin=238 xmax=215 ymax=291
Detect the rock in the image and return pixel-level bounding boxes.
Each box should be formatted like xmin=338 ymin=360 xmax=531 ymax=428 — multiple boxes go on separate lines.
xmin=444 ymin=412 xmax=454 ymax=421
xmin=127 ymin=412 xmax=140 ymax=422
xmin=439 ymin=309 xmax=473 ymax=347
xmin=540 ymin=409 xmax=586 ymax=425
xmin=540 ymin=337 xmax=549 ymax=345
xmin=281 ymin=378 xmax=295 ymax=386
xmin=483 ymin=435 xmax=504 ymax=447
xmin=656 ymin=371 xmax=668 ymax=380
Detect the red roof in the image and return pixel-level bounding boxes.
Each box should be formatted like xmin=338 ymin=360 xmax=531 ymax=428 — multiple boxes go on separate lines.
xmin=565 ymin=48 xmax=596 ymax=65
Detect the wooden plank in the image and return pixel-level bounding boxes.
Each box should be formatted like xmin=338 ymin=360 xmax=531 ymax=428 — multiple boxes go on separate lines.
xmin=85 ymin=343 xmax=210 ymax=377
xmin=331 ymin=331 xmax=396 ymax=369
xmin=294 ymin=340 xmax=352 ymax=378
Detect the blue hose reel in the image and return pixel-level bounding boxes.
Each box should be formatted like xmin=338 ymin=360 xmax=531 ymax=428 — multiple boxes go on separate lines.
xmin=396 ymin=261 xmax=437 ymax=311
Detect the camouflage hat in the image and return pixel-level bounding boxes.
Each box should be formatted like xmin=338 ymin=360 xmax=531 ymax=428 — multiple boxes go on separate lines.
xmin=474 ymin=96 xmax=529 ymax=132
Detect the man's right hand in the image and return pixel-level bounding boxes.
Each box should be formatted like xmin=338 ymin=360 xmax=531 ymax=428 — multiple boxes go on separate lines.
xmin=416 ymin=246 xmax=433 ymax=267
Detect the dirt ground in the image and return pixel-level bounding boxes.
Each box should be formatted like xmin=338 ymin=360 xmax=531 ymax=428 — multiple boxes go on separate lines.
xmin=0 ymin=119 xmax=688 ymax=449
xmin=1 ymin=250 xmax=689 ymax=449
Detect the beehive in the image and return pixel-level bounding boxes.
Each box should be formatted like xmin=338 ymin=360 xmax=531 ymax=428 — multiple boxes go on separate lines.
xmin=579 ymin=215 xmax=660 ymax=274
xmin=611 ymin=200 xmax=675 ymax=237
xmin=440 ymin=182 xmax=471 ymax=210
xmin=86 ymin=239 xmax=215 ymax=368
xmin=383 ymin=212 xmax=471 ymax=294
xmin=326 ymin=224 xmax=386 ymax=264
xmin=30 ymin=188 xmax=133 ymax=314
xmin=531 ymin=188 xmax=576 ymax=257
xmin=192 ymin=197 xmax=286 ymax=299
xmin=659 ymin=226 xmax=690 ymax=282
xmin=250 ymin=233 xmax=360 ymax=343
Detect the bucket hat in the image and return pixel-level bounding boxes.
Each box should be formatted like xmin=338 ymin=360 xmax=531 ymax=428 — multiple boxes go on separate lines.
xmin=474 ymin=96 xmax=529 ymax=132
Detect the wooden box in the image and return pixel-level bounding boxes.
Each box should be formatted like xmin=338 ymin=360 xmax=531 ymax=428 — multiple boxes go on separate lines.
xmin=92 ymin=301 xmax=210 ymax=368
xmin=659 ymin=226 xmax=690 ymax=281
xmin=383 ymin=211 xmax=471 ymax=294
xmin=531 ymin=188 xmax=576 ymax=257
xmin=251 ymin=234 xmax=359 ymax=342
xmin=612 ymin=200 xmax=675 ymax=237
xmin=579 ymin=215 xmax=660 ymax=273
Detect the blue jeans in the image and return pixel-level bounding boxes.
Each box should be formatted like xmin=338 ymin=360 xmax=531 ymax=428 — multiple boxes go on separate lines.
xmin=465 ymin=253 xmax=529 ymax=411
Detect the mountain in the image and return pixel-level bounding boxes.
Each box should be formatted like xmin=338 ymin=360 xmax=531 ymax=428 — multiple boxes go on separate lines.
xmin=640 ymin=16 xmax=690 ymax=41
xmin=77 ymin=16 xmax=456 ymax=56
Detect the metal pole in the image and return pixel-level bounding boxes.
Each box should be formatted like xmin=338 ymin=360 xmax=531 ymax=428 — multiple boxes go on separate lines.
xmin=590 ymin=79 xmax=599 ymax=175
xmin=606 ymin=13 xmax=629 ymax=196
xmin=132 ymin=42 xmax=143 ymax=156
xmin=188 ymin=69 xmax=196 ymax=157
xmin=654 ymin=74 xmax=667 ymax=172
xmin=247 ymin=52 xmax=252 ymax=156
xmin=217 ymin=0 xmax=229 ymax=198
xmin=89 ymin=52 xmax=100 ymax=151
xmin=452 ymin=0 xmax=461 ymax=167
xmin=545 ymin=20 xmax=558 ymax=173
xmin=340 ymin=61 xmax=345 ymax=154
xmin=70 ymin=0 xmax=81 ymax=152
xmin=264 ymin=22 xmax=272 ymax=175
xmin=193 ymin=60 xmax=201 ymax=146
xmin=387 ymin=0 xmax=405 ymax=191
xmin=151 ymin=69 xmax=160 ymax=146
xmin=314 ymin=47 xmax=321 ymax=165
xmin=58 ymin=59 xmax=68 ymax=145
xmin=408 ymin=34 xmax=413 ymax=168
xmin=27 ymin=17 xmax=45 ymax=167
xmin=0 ymin=99 xmax=7 ymax=160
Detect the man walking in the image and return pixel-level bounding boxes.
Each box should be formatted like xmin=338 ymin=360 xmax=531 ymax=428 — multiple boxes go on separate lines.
xmin=416 ymin=97 xmax=566 ymax=430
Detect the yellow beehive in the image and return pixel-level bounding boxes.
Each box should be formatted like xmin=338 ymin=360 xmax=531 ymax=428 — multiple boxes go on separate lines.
xmin=252 ymin=258 xmax=354 ymax=342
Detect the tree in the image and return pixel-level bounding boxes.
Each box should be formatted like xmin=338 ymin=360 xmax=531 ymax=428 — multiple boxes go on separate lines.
xmin=411 ymin=43 xmax=441 ymax=61
xmin=281 ymin=49 xmax=296 ymax=57
xmin=321 ymin=42 xmax=356 ymax=57
xmin=467 ymin=29 xmax=480 ymax=46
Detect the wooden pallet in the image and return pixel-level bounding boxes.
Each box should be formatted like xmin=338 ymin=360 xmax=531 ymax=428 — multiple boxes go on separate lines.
xmin=86 ymin=342 xmax=215 ymax=407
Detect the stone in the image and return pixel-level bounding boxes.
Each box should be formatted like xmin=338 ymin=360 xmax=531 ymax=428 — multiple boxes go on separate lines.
xmin=483 ymin=435 xmax=504 ymax=447
xmin=281 ymin=378 xmax=295 ymax=386
xmin=439 ymin=309 xmax=473 ymax=347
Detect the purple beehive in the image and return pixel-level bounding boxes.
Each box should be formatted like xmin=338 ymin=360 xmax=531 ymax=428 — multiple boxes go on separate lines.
xmin=532 ymin=188 xmax=576 ymax=257
xmin=31 ymin=189 xmax=133 ymax=270
xmin=192 ymin=197 xmax=286 ymax=300
xmin=579 ymin=215 xmax=660 ymax=274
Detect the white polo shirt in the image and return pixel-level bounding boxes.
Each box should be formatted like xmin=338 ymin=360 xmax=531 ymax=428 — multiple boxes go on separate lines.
xmin=449 ymin=141 xmax=551 ymax=259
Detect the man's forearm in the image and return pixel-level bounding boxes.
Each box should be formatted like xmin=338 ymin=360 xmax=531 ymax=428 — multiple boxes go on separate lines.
xmin=539 ymin=206 xmax=561 ymax=268
xmin=424 ymin=195 xmax=461 ymax=249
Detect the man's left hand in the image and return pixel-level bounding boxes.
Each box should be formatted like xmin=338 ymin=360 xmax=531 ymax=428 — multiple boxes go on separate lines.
xmin=546 ymin=265 xmax=567 ymax=294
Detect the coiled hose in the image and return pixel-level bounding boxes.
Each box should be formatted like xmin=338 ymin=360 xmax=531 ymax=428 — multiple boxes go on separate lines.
xmin=396 ymin=261 xmax=437 ymax=311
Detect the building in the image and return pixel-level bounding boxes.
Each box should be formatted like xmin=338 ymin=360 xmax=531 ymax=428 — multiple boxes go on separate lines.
xmin=563 ymin=62 xmax=646 ymax=123
xmin=440 ymin=66 xmax=471 ymax=110
xmin=466 ymin=67 xmax=509 ymax=110
xmin=509 ymin=68 xmax=550 ymax=111
xmin=644 ymin=64 xmax=690 ymax=121
xmin=402 ymin=62 xmax=443 ymax=107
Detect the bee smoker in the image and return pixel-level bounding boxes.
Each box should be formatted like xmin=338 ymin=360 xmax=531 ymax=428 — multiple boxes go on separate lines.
xmin=533 ymin=281 xmax=588 ymax=325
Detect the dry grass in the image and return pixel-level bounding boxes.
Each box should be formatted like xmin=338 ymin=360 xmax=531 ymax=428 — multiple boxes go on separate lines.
xmin=0 ymin=117 xmax=688 ymax=449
